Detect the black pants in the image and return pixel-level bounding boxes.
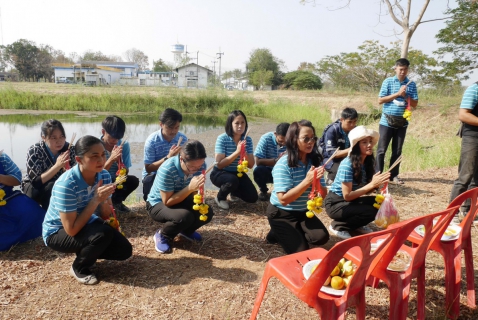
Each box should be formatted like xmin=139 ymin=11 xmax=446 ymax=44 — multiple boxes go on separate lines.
xmin=324 ymin=191 xmax=378 ymax=231
xmin=142 ymin=174 xmax=156 ymax=201
xmin=326 ymin=162 xmax=340 ymax=182
xmin=112 ymin=175 xmax=139 ymax=204
xmin=253 ymin=166 xmax=273 ymax=194
xmin=46 ymin=220 xmax=132 ymax=275
xmin=210 ymin=167 xmax=258 ymax=202
xmin=375 ymin=124 xmax=408 ymax=179
xmin=23 ymin=180 xmax=55 ymax=209
xmin=449 ymin=135 xmax=478 ymax=212
xmin=266 ymin=203 xmax=329 ymax=254
xmin=146 ymin=193 xmax=214 ymax=240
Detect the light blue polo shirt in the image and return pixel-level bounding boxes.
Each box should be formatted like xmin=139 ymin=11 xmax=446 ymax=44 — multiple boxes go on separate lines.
xmin=379 ymin=76 xmax=419 ymax=127
xmin=0 ymin=152 xmax=22 ymax=183
xmin=270 ymin=156 xmax=326 ymax=211
xmin=254 ymin=132 xmax=286 ymax=168
xmin=101 ymin=137 xmax=132 ymax=179
xmin=42 ymin=165 xmax=112 ymax=244
xmin=460 ymin=83 xmax=478 ymax=110
xmin=215 ymin=133 xmax=253 ymax=172
xmin=142 ymin=130 xmax=188 ymax=178
xmin=147 ymin=155 xmax=206 ymax=206
xmin=329 ymin=157 xmax=366 ymax=197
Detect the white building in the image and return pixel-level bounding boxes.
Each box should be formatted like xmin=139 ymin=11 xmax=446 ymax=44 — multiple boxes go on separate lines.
xmin=52 ymin=61 xmax=139 ymax=85
xmin=137 ymin=71 xmax=177 ymax=86
xmin=176 ymin=63 xmax=212 ymax=89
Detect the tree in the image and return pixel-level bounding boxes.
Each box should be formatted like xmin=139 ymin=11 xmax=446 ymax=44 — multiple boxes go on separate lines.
xmin=283 ymin=70 xmax=323 ymax=90
xmin=232 ymin=68 xmax=244 ymax=78
xmin=153 ymin=59 xmax=173 ymax=72
xmin=297 ymin=62 xmax=318 ymax=74
xmin=435 ymin=0 xmax=478 ymax=80
xmin=124 ymin=48 xmax=149 ymax=70
xmin=250 ymin=69 xmax=274 ymax=89
xmin=4 ymin=39 xmax=41 ymax=80
xmin=81 ymin=50 xmax=121 ymax=62
xmin=301 ymin=0 xmax=448 ymax=58
xmin=246 ymin=48 xmax=283 ymax=86
xmin=222 ymin=70 xmax=234 ymax=80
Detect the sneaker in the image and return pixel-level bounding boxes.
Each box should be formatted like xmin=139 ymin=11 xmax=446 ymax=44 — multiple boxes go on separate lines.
xmin=356 ymin=225 xmax=374 ymax=234
xmin=114 ymin=203 xmax=131 ymax=213
xmin=258 ymin=192 xmax=269 ymax=201
xmin=229 ymin=195 xmax=240 ymax=202
xmin=215 ymin=197 xmax=229 ymax=210
xmin=391 ymin=176 xmax=405 ymax=185
xmin=450 ymin=214 xmax=462 ymax=226
xmin=153 ymin=230 xmax=171 ymax=253
xmin=69 ymin=266 xmax=98 ymax=285
xmin=179 ymin=231 xmax=203 ymax=242
xmin=265 ymin=231 xmax=278 ymax=244
xmin=328 ymin=225 xmax=351 ymax=240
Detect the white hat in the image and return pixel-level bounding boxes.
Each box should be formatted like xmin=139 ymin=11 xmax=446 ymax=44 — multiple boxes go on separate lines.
xmin=348 ymin=126 xmax=380 ymax=156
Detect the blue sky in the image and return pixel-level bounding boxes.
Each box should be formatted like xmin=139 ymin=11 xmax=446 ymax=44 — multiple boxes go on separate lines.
xmin=1 ymin=0 xmax=458 ymax=75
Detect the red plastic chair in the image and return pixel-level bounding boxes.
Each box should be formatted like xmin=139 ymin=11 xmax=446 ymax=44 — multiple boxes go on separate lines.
xmin=249 ymin=228 xmax=398 ymax=320
xmin=358 ymin=206 xmax=459 ymax=320
xmin=407 ymin=187 xmax=478 ymax=319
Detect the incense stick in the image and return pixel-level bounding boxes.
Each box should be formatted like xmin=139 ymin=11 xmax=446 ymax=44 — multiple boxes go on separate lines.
xmin=69 ymin=133 xmax=77 ymax=147
xmin=177 ymin=136 xmax=183 ymax=147
xmin=243 ymin=128 xmax=250 ymax=140
xmin=205 ymin=162 xmax=215 ymax=174
xmin=114 ymin=175 xmax=127 ymax=186
xmin=0 ymin=149 xmax=3 ymax=156
xmin=120 ymin=136 xmax=128 ymax=147
xmin=322 ymin=147 xmax=340 ymax=168
xmin=386 ymin=155 xmax=403 ymax=173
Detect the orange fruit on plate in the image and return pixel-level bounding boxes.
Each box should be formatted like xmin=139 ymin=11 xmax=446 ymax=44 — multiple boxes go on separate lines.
xmin=330 ymin=276 xmax=345 ymax=290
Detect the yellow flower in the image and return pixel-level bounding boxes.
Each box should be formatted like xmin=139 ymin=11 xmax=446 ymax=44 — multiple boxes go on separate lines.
xmin=373 ymin=203 xmax=381 ymax=209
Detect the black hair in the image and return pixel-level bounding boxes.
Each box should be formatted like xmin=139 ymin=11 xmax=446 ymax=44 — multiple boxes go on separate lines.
xmin=286 ymin=120 xmax=322 ymax=167
xmin=75 ymin=135 xmax=104 ymax=157
xmin=340 ymin=108 xmax=358 ymax=120
xmin=41 ymin=119 xmax=66 ymax=139
xmin=349 ymin=141 xmax=375 ymax=184
xmin=275 ymin=122 xmax=290 ymax=136
xmin=159 ymin=108 xmax=183 ymax=127
xmin=180 ymin=140 xmax=207 ymax=161
xmin=225 ymin=110 xmax=248 ymax=138
xmin=395 ymin=58 xmax=410 ymax=67
xmin=102 ymin=115 xmax=126 ymax=139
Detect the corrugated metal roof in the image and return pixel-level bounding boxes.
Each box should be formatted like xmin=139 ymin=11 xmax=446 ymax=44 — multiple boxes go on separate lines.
xmin=81 ymin=61 xmax=139 ymax=67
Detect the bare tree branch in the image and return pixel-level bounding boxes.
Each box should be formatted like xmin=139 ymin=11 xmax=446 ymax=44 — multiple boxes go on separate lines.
xmin=410 ymin=0 xmax=431 ymax=31
xmin=383 ymin=0 xmax=403 ymax=26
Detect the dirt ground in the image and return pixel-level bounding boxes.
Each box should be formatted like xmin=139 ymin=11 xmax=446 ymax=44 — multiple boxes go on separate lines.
xmin=1 ymin=166 xmax=478 ymax=319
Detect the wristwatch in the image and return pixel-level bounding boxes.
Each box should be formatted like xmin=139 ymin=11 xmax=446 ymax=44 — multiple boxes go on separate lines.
xmin=163 ymin=156 xmax=169 ymax=161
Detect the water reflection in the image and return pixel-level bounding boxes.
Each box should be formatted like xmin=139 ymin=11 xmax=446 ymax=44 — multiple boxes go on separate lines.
xmin=1 ymin=113 xmax=226 ymax=200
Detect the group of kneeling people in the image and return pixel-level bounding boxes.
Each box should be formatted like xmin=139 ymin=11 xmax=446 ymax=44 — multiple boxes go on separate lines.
xmin=1 ymin=107 xmax=389 ymax=285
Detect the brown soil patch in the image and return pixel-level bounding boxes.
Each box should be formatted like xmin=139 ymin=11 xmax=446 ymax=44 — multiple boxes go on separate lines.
xmin=1 ymin=167 xmax=478 ymax=319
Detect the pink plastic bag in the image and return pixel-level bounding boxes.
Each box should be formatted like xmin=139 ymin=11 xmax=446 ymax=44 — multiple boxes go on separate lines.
xmin=374 ymin=185 xmax=400 ymax=229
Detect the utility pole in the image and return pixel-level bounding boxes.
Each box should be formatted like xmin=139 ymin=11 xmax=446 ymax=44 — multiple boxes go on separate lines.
xmin=196 ymin=51 xmax=199 ymax=89
xmin=216 ymin=49 xmax=224 ymax=88
xmin=211 ymin=60 xmax=217 ymax=86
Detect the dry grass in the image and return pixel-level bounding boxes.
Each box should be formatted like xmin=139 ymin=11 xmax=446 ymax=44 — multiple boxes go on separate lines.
xmin=1 ymin=167 xmax=478 ymax=319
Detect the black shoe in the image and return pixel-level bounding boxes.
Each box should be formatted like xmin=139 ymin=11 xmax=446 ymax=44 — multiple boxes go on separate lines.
xmin=114 ymin=203 xmax=131 ymax=213
xmin=258 ymin=192 xmax=270 ymax=201
xmin=266 ymin=231 xmax=278 ymax=244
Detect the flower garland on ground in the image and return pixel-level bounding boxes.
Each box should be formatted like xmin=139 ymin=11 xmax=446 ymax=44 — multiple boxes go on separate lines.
xmin=193 ymin=169 xmax=209 ymax=221
xmin=306 ymin=169 xmax=323 ymax=218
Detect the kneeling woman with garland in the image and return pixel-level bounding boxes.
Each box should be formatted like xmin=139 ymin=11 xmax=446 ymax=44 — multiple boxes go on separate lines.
xmin=42 ymin=136 xmax=132 ymax=285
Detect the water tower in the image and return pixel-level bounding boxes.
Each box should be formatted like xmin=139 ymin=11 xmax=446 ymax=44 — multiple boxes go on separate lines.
xmin=171 ymin=44 xmax=185 ymax=68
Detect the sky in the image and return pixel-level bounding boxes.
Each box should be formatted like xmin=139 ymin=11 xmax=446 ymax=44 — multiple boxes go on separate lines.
xmin=0 ymin=0 xmax=461 ymax=77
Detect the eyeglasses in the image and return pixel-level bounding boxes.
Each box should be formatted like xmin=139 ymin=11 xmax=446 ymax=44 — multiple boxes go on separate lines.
xmin=299 ymin=136 xmax=318 ymax=144
xmin=182 ymin=159 xmax=203 ymax=172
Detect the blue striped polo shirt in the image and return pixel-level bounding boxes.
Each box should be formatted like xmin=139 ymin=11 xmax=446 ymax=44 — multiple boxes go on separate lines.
xmin=147 ymin=155 xmax=206 ymax=206
xmin=0 ymin=152 xmax=22 ymax=183
xmin=42 ymin=165 xmax=112 ymax=244
xmin=215 ymin=133 xmax=253 ymax=172
xmin=329 ymin=157 xmax=366 ymax=197
xmin=254 ymin=132 xmax=286 ymax=167
xmin=101 ymin=137 xmax=132 ymax=179
xmin=270 ymin=156 xmax=326 ymax=211
xmin=460 ymin=83 xmax=478 ymax=110
xmin=379 ymin=76 xmax=419 ymax=127
xmin=142 ymin=130 xmax=188 ymax=178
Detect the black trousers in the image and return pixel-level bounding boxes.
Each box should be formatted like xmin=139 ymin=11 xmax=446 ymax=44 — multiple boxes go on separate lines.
xmin=46 ymin=220 xmax=132 ymax=275
xmin=210 ymin=167 xmax=258 ymax=203
xmin=253 ymin=166 xmax=273 ymax=193
xmin=142 ymin=174 xmax=156 ymax=201
xmin=112 ymin=175 xmax=139 ymax=204
xmin=23 ymin=180 xmax=55 ymax=209
xmin=324 ymin=191 xmax=378 ymax=231
xmin=375 ymin=124 xmax=408 ymax=179
xmin=266 ymin=203 xmax=329 ymax=254
xmin=146 ymin=193 xmax=214 ymax=240
xmin=326 ymin=162 xmax=340 ymax=182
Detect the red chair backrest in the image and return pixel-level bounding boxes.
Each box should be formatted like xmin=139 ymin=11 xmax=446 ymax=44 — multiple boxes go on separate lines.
xmin=298 ymin=227 xmax=398 ymax=303
xmin=448 ymin=187 xmax=478 ymax=244
xmin=379 ymin=206 xmax=460 ymax=271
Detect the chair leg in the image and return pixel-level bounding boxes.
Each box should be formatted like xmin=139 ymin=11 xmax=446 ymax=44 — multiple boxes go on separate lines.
xmin=444 ymin=251 xmax=461 ymax=320
xmin=249 ymin=273 xmax=272 ymax=320
xmin=354 ymin=290 xmax=367 ymax=320
xmin=464 ymin=244 xmax=476 ymax=308
xmin=388 ymin=277 xmax=407 ymax=320
xmin=416 ymin=266 xmax=426 ymax=320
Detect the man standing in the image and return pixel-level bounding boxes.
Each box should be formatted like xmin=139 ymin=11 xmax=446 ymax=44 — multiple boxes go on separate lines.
xmin=376 ymin=58 xmax=418 ymax=184
xmin=253 ymin=122 xmax=289 ymax=201
xmin=318 ymin=107 xmax=358 ymax=184
xmin=449 ymin=81 xmax=478 ymax=224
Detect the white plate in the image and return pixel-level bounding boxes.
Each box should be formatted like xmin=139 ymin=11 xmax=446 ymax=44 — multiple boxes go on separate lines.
xmin=302 ymin=259 xmax=346 ymax=296
xmin=414 ymin=225 xmax=461 ymax=242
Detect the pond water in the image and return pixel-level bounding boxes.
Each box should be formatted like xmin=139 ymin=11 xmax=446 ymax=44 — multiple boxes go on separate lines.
xmin=0 ymin=113 xmax=231 ymax=201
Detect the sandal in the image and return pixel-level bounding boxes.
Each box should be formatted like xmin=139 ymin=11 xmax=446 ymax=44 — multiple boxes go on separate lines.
xmin=391 ymin=176 xmax=405 ymax=185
